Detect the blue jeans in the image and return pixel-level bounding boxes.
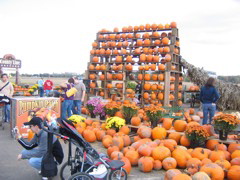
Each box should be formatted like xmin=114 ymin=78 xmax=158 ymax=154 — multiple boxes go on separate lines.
xmin=202 ymin=103 xmax=216 ymax=125
xmin=4 ymin=104 xmax=10 ymax=122
xmin=45 ymin=90 xmax=52 ymax=97
xmin=72 ymin=100 xmax=82 ymax=115
xmin=39 ymin=87 xmax=44 ymax=97
xmin=29 ymin=157 xmax=43 ymax=171
xmin=61 ymin=100 xmax=73 ymax=119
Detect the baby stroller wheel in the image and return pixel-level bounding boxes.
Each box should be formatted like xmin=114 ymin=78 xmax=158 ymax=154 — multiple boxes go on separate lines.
xmin=60 ymin=161 xmax=78 ymax=180
xmin=108 ymin=168 xmax=127 ymax=180
xmin=68 ymin=172 xmax=94 ymax=180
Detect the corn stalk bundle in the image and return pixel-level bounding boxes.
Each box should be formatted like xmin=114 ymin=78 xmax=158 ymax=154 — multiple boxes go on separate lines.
xmin=181 ymin=59 xmax=240 ymax=111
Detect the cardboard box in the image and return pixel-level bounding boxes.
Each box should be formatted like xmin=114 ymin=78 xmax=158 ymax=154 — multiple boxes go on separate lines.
xmin=11 ymin=97 xmax=61 ymax=138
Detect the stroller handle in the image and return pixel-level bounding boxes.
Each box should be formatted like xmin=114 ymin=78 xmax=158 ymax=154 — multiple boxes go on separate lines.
xmin=41 ymin=121 xmax=70 ymax=141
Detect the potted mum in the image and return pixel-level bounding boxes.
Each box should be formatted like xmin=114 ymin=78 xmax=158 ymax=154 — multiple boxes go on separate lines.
xmin=93 ymin=103 xmax=106 ymax=120
xmin=86 ymin=98 xmax=101 ymax=118
xmin=185 ymin=124 xmax=209 ymax=148
xmin=122 ymin=103 xmax=139 ymax=124
xmin=144 ymin=105 xmax=165 ymax=128
xmin=104 ymin=102 xmax=120 ymax=117
xmin=105 ymin=116 xmax=126 ymax=131
xmin=213 ymin=114 xmax=240 ymax=140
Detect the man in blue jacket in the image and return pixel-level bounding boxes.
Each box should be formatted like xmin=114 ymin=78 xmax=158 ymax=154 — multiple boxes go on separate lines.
xmin=16 ymin=117 xmax=63 ymax=180
xmin=200 ymin=77 xmax=220 ymax=125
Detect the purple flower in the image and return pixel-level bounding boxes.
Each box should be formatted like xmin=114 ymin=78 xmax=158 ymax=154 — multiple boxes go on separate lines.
xmin=93 ymin=103 xmax=106 ymax=116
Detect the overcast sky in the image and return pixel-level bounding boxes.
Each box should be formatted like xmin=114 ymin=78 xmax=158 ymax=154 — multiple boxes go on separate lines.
xmin=0 ymin=0 xmax=240 ymax=75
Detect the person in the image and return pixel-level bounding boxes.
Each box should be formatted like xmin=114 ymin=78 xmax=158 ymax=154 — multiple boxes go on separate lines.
xmin=44 ymin=79 xmax=53 ymax=97
xmin=0 ymin=73 xmax=14 ymax=122
xmin=16 ymin=117 xmax=63 ymax=180
xmin=135 ymin=81 xmax=142 ymax=101
xmin=38 ymin=77 xmax=44 ymax=97
xmin=60 ymin=78 xmax=75 ymax=119
xmin=72 ymin=77 xmax=86 ymax=115
xmin=200 ymin=77 xmax=220 ymax=125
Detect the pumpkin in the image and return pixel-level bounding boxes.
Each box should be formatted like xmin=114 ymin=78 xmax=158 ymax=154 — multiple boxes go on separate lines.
xmin=106 ymin=129 xmax=116 ymax=137
xmin=227 ymin=165 xmax=240 ymax=180
xmin=154 ymin=40 xmax=161 ymax=45
xmin=168 ymin=133 xmax=181 ymax=144
xmin=83 ymin=130 xmax=96 ymax=143
xmin=231 ymin=150 xmax=240 ymax=159
xmin=191 ymin=172 xmax=211 ymax=180
xmin=145 ymin=24 xmax=151 ymax=30
xmin=123 ymin=146 xmax=135 ymax=155
xmin=172 ymin=174 xmax=192 ymax=180
xmin=112 ymin=136 xmax=124 ymax=150
xmin=138 ymin=156 xmax=153 ymax=173
xmin=114 ymin=156 xmax=132 ymax=174
xmin=151 ymin=127 xmax=167 ymax=140
xmin=206 ymin=140 xmax=219 ymax=150
xmin=172 ymin=148 xmax=192 ymax=168
xmin=202 ymin=158 xmax=212 ymax=166
xmin=187 ymin=158 xmax=202 ymax=169
xmin=144 ymin=39 xmax=151 ymax=45
xmin=89 ymin=74 xmax=96 ymax=80
xmin=143 ymin=92 xmax=149 ymax=99
xmin=144 ymin=83 xmax=151 ymax=90
xmin=215 ymin=159 xmax=231 ymax=172
xmin=131 ymin=117 xmax=141 ymax=126
xmin=158 ymin=74 xmax=164 ymax=81
xmin=150 ymin=64 xmax=156 ymax=71
xmin=126 ymin=64 xmax=133 ymax=71
xmin=228 ymin=143 xmax=240 ymax=154
xmin=119 ymin=126 xmax=130 ymax=135
xmin=92 ymin=42 xmax=98 ymax=47
xmin=200 ymin=163 xmax=224 ymax=180
xmin=138 ymin=144 xmax=152 ymax=156
xmin=158 ymin=64 xmax=166 ymax=71
xmin=126 ymin=55 xmax=132 ymax=62
xmin=216 ymin=143 xmax=227 ymax=151
xmin=102 ymin=136 xmax=113 ymax=148
xmin=191 ymin=148 xmax=209 ymax=160
xmin=209 ymin=149 xmax=226 ymax=162
xmin=153 ymin=160 xmax=162 ymax=170
xmin=151 ymin=146 xmax=171 ymax=161
xmin=162 ymin=157 xmax=177 ymax=170
xmin=122 ymin=135 xmax=131 ymax=147
xmin=151 ymin=84 xmax=158 ymax=90
xmin=137 ymin=39 xmax=143 ymax=46
xmin=138 ymin=74 xmax=143 ymax=80
xmin=158 ymin=92 xmax=164 ymax=100
xmin=174 ymin=120 xmax=187 ymax=132
xmin=140 ymin=54 xmax=146 ymax=62
xmin=110 ymin=151 xmax=123 ymax=160
xmin=125 ymin=150 xmax=139 ymax=166
xmin=164 ymin=169 xmax=182 ymax=180
xmin=165 ymin=54 xmax=172 ymax=62
xmin=96 ymin=130 xmax=106 ymax=141
xmin=230 ymin=157 xmax=240 ymax=166
xmin=107 ymin=146 xmax=120 ymax=157
xmin=170 ymin=22 xmax=177 ymax=28
xmin=137 ymin=126 xmax=152 ymax=138
xmin=153 ymin=55 xmax=160 ymax=62
xmin=117 ymin=74 xmax=123 ymax=80
xmin=158 ymin=84 xmax=164 ymax=90
xmin=162 ymin=37 xmax=169 ymax=45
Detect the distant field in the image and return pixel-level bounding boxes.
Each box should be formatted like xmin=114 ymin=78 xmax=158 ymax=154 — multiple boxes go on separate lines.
xmin=10 ymin=76 xmax=196 ymax=89
xmin=10 ymin=77 xmax=68 ymax=86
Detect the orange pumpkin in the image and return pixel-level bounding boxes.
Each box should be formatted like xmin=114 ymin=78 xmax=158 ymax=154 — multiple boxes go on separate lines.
xmin=162 ymin=157 xmax=177 ymax=170
xmin=200 ymin=163 xmax=224 ymax=180
xmin=174 ymin=120 xmax=187 ymax=132
xmin=125 ymin=150 xmax=139 ymax=166
xmin=151 ymin=146 xmax=171 ymax=161
xmin=151 ymin=127 xmax=167 ymax=140
xmin=83 ymin=129 xmax=96 ymax=143
xmin=131 ymin=117 xmax=141 ymax=126
xmin=138 ymin=156 xmax=153 ymax=172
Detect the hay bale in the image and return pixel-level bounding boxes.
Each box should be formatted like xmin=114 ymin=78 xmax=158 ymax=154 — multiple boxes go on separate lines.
xmin=181 ymin=59 xmax=240 ymax=111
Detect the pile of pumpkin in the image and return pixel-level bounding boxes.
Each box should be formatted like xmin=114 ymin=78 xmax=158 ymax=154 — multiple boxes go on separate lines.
xmin=76 ymin=108 xmax=240 ymax=180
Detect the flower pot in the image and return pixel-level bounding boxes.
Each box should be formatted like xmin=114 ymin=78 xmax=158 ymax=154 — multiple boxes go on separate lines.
xmin=90 ymin=113 xmax=96 ymax=118
xmin=125 ymin=117 xmax=131 ymax=125
xmin=219 ymin=130 xmax=228 ymax=140
xmin=151 ymin=120 xmax=158 ymax=128
xmin=100 ymin=115 xmax=105 ymax=120
xmin=190 ymin=140 xmax=205 ymax=148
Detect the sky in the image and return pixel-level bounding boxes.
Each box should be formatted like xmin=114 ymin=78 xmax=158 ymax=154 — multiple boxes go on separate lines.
xmin=0 ymin=0 xmax=240 ymax=76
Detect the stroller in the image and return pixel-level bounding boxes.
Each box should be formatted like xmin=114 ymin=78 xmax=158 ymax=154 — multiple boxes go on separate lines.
xmin=42 ymin=118 xmax=127 ymax=180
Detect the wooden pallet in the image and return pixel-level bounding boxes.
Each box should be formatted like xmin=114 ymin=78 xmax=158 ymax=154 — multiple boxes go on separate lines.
xmin=84 ymin=27 xmax=183 ymax=107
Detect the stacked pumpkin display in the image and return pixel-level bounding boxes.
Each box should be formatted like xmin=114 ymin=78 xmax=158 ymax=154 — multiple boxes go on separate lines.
xmin=77 ymin=107 xmax=240 ymax=180
xmin=87 ymin=22 xmax=183 ymax=106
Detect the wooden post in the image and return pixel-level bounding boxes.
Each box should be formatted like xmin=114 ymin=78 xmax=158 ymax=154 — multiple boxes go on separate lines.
xmin=16 ymin=68 xmax=19 ymax=85
xmin=0 ymin=67 xmax=3 ymax=75
xmin=164 ymin=71 xmax=170 ymax=106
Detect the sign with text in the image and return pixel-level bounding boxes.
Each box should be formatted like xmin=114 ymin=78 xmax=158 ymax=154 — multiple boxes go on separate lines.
xmin=0 ymin=58 xmax=22 ymax=68
xmin=11 ymin=97 xmax=61 ymax=138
